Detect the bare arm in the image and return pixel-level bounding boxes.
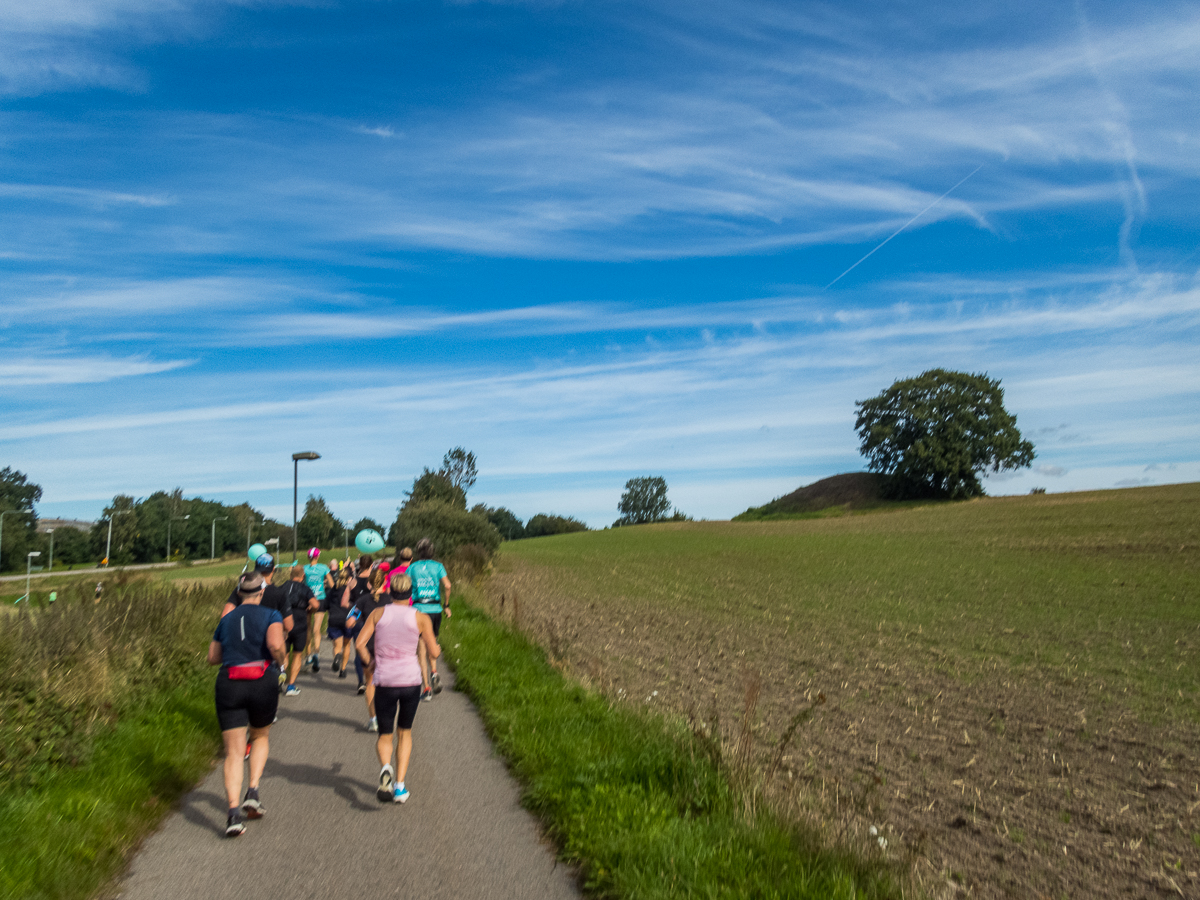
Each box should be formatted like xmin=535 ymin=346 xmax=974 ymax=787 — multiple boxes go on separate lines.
xmin=220 ymin=601 xmax=236 ymax=618
xmin=207 ymin=640 xmax=222 ymax=666
xmin=440 ymin=576 xmax=453 ymax=617
xmin=354 ymin=607 xmax=385 ymax=666
xmin=416 ymin=612 xmax=442 ymax=660
xmin=266 ymin=622 xmax=286 ymax=667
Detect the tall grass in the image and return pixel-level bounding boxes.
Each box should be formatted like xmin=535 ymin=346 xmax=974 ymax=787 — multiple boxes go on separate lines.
xmin=0 ymin=574 xmax=226 ymax=900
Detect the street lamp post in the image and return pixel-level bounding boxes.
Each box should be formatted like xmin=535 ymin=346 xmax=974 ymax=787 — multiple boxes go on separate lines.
xmin=211 ymin=516 xmax=229 ymax=560
xmin=291 ymin=451 xmax=320 ymax=564
xmin=24 ymin=551 xmax=41 ymax=602
xmin=47 ymin=528 xmax=54 ymax=572
xmin=168 ymin=514 xmax=190 ymax=562
xmin=343 ymin=529 xmax=349 ymax=561
xmin=0 ymin=509 xmax=29 ymax=572
xmin=246 ymin=516 xmax=264 ymax=555
xmin=105 ymin=509 xmax=133 ymax=567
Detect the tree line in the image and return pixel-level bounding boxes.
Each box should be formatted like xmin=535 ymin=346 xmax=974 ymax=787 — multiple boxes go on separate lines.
xmin=1 ymin=368 xmax=1034 ymax=571
xmin=0 ymin=449 xmax=594 ymax=573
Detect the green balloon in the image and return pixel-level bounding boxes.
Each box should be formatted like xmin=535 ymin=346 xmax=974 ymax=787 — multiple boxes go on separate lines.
xmin=248 ymin=542 xmax=268 ymax=561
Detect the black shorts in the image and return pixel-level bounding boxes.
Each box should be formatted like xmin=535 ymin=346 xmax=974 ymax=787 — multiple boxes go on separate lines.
xmin=428 ymin=612 xmax=442 ymax=638
xmin=374 ymin=685 xmax=422 ymax=733
xmin=215 ymin=668 xmax=279 ymax=731
xmin=287 ymin=623 xmax=308 ymax=653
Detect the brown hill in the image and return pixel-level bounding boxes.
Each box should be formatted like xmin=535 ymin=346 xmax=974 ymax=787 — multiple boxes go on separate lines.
xmin=734 ymin=472 xmax=886 ymax=520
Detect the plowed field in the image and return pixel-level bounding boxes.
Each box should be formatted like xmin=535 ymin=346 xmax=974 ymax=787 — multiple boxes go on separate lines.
xmin=479 ymin=483 xmax=1200 ymax=899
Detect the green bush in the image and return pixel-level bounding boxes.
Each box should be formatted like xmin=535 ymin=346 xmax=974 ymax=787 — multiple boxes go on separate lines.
xmin=390 ymin=500 xmax=501 ymax=558
xmin=472 ymin=504 xmax=526 ymax=540
xmin=524 ymin=513 xmax=588 ymax=538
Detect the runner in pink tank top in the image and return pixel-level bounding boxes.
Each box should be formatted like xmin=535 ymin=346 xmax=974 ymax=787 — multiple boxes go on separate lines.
xmin=354 ymin=573 xmax=441 ymax=804
xmin=373 ymin=604 xmax=423 ymax=688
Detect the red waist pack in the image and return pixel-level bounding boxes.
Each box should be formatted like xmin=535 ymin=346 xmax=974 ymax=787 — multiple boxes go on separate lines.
xmin=228 ymin=660 xmax=271 ymax=680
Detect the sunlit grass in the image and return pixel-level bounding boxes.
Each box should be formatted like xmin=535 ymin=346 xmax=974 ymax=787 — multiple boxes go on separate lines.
xmin=498 ymin=484 xmax=1199 ymax=721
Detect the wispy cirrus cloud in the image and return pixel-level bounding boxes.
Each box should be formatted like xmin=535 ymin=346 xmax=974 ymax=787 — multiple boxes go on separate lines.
xmin=0 ymin=182 xmax=173 ymax=207
xmin=0 ymin=354 xmax=193 ymax=385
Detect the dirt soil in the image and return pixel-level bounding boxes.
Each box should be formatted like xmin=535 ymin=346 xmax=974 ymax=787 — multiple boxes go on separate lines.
xmin=481 ymin=562 xmax=1200 ymax=899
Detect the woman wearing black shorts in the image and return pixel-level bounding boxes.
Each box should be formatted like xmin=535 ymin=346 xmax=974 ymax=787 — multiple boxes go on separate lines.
xmin=355 ymin=573 xmax=441 ymax=804
xmin=209 ymin=572 xmax=287 ymax=837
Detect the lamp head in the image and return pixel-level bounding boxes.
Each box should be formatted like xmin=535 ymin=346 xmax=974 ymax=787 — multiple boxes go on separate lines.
xmin=292 ymin=451 xmax=321 ymax=461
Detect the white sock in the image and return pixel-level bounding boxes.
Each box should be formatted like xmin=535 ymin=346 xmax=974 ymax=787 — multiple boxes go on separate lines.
xmin=381 ymin=764 xmax=393 ymax=776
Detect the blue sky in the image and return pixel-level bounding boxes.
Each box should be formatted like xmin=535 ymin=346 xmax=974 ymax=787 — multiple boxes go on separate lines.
xmin=2 ymin=0 xmax=1198 ymax=528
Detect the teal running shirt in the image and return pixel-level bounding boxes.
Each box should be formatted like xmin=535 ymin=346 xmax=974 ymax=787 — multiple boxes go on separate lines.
xmin=304 ymin=563 xmax=330 ymax=601
xmin=408 ymin=559 xmax=448 ymax=614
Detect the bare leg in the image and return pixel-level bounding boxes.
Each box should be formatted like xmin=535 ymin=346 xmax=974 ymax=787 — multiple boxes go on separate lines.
xmin=287 ymin=651 xmax=303 ymax=686
xmin=417 ymin=640 xmax=430 ymax=690
xmin=395 ymin=729 xmax=413 ymax=784
xmin=364 ymin=663 xmax=376 ymax=717
xmin=247 ymin=725 xmax=270 ymax=788
xmin=375 ymin=732 xmax=394 ymax=768
xmin=221 ymin=727 xmax=248 ymax=809
xmin=333 ymin=636 xmax=347 ymax=668
xmin=308 ymin=612 xmax=325 ymax=656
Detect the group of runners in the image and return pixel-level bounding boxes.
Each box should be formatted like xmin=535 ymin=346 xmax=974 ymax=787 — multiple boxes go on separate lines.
xmin=208 ymin=538 xmax=452 ymax=837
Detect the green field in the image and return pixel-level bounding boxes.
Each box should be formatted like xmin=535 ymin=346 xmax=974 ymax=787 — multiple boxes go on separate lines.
xmin=481 ymin=484 xmax=1200 ymax=899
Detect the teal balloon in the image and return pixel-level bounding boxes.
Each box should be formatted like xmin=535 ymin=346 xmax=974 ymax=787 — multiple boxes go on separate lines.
xmin=248 ymin=542 xmax=268 ymax=561
xmin=355 ymin=529 xmax=385 ymax=554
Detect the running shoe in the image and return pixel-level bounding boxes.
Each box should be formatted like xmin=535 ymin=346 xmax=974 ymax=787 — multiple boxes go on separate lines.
xmin=356 ymin=683 xmax=366 ymax=695
xmin=333 ymin=652 xmax=342 ymax=673
xmin=431 ymin=671 xmax=443 ymax=694
xmin=420 ymin=688 xmax=433 ymax=702
xmin=241 ymin=787 xmax=264 ymax=819
xmin=284 ymin=684 xmax=301 ymax=697
xmin=225 ymin=810 xmax=245 ymax=837
xmin=338 ymin=667 xmax=347 ymax=680
xmin=393 ymin=783 xmax=410 ymax=804
xmin=310 ymin=653 xmax=320 ymax=673
xmin=367 ymin=716 xmax=378 ymax=732
xmin=377 ymin=765 xmax=394 ymax=802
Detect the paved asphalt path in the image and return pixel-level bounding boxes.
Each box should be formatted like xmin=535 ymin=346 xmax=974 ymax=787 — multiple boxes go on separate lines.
xmin=115 ymin=644 xmax=581 ymax=900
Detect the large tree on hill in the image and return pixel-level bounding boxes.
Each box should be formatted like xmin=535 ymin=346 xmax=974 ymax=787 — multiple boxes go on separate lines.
xmin=854 ymin=369 xmax=1035 ymax=500
xmin=615 ymin=476 xmax=672 ymax=526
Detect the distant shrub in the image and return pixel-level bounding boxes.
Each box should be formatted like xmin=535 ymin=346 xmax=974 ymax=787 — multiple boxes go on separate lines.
xmin=390 ymin=500 xmax=500 ymax=560
xmin=524 ymin=513 xmax=589 ymax=538
xmin=448 ymin=543 xmax=492 ymax=580
xmin=472 ymin=504 xmax=526 ymax=541
xmin=1030 ymin=487 xmax=1046 ymax=495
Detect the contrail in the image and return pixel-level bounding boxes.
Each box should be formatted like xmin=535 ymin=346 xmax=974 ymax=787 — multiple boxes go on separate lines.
xmin=824 ymin=164 xmax=985 ymax=290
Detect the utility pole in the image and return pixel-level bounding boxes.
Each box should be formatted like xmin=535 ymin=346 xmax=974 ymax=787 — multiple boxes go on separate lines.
xmin=211 ymin=516 xmax=229 ymax=560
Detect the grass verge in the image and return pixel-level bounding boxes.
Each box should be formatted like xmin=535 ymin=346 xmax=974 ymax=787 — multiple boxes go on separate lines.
xmin=448 ymin=593 xmax=900 ymax=899
xmin=0 ymin=577 xmax=226 ymax=900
